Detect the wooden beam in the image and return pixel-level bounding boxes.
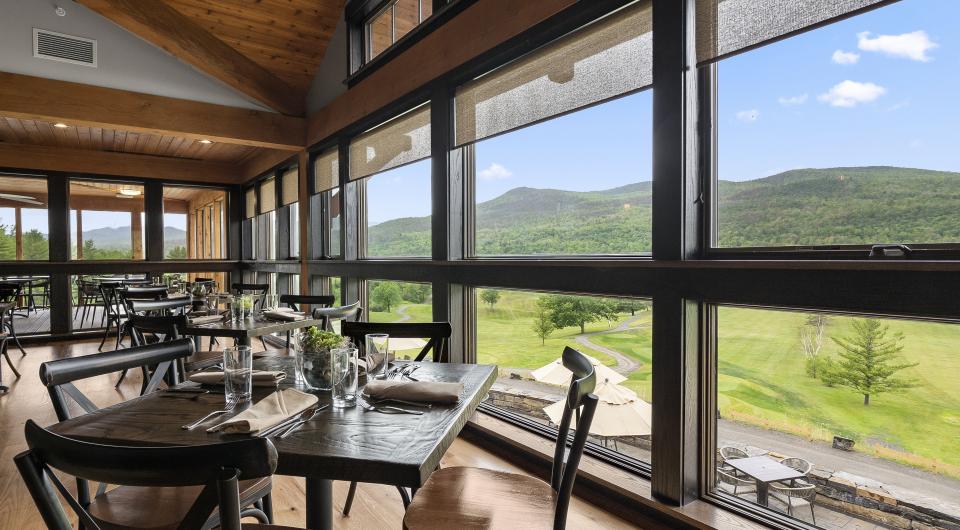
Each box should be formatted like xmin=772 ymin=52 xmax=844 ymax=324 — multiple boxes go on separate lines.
xmin=239 ymin=148 xmax=300 ymax=183
xmin=76 ymin=0 xmax=305 ymax=116
xmin=0 ymin=143 xmax=240 ymax=183
xmin=0 ymin=72 xmax=304 ymax=150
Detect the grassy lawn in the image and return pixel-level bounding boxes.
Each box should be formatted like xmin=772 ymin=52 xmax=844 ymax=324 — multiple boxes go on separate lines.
xmin=589 ymin=324 xmax=652 ymax=402
xmin=716 ymin=306 xmax=960 ymax=478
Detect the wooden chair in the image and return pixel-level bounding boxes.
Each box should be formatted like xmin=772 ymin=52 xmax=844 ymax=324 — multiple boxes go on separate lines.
xmin=340 ymin=320 xmax=450 ymax=362
xmin=34 ymin=339 xmax=275 ymax=528
xmin=15 ymin=420 xmax=283 ymax=530
xmin=404 ymin=346 xmax=598 ymax=530
xmin=0 ymin=283 xmax=27 ymax=355
xmin=278 ymin=294 xmax=334 ymax=345
xmin=312 ymin=301 xmax=362 ymax=332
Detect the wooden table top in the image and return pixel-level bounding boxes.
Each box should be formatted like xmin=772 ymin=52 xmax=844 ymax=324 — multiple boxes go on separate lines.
xmin=726 ymin=456 xmax=805 ymax=483
xmin=184 ymin=316 xmax=324 ymax=338
xmin=50 ymin=357 xmax=497 ymax=488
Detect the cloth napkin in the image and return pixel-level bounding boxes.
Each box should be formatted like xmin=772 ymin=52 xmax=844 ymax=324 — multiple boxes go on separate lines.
xmin=189 ymin=370 xmax=286 ymax=387
xmin=363 ymin=380 xmax=463 ymax=405
xmin=264 ymin=309 xmax=306 ymax=321
xmin=206 ymin=388 xmax=318 ymax=434
xmin=188 ymin=314 xmax=224 ymax=325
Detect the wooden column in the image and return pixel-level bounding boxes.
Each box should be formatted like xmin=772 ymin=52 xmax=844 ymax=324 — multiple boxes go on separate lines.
xmin=14 ymin=208 xmax=22 ymax=260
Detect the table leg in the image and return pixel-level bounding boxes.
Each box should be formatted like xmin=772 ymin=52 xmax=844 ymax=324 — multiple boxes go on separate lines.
xmin=756 ymin=480 xmax=769 ymax=506
xmin=305 ymin=477 xmax=333 ymax=530
xmin=193 ymin=334 xmax=202 ymax=352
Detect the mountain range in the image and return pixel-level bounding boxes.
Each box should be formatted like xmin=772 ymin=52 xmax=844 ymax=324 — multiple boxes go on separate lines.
xmin=81 ymin=226 xmax=186 ymax=249
xmin=368 ymin=166 xmax=960 ymax=255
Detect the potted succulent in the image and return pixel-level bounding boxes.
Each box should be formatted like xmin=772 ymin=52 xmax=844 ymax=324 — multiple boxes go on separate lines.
xmin=295 ymin=326 xmax=346 ymax=390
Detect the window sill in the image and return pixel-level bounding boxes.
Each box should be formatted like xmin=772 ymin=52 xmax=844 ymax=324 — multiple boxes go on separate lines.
xmin=463 ymin=412 xmax=766 ymax=530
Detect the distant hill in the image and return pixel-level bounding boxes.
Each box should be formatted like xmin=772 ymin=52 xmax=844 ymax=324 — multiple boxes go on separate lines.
xmin=82 ymin=226 xmax=186 ymax=249
xmin=368 ymin=166 xmax=960 ymax=255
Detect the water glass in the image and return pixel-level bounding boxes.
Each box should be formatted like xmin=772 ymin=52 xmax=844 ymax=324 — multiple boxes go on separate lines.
xmin=365 ymin=333 xmax=389 ymax=380
xmin=262 ymin=293 xmax=280 ymax=312
xmin=230 ymin=295 xmax=250 ymax=322
xmin=331 ymin=345 xmax=359 ymax=408
xmin=223 ymin=346 xmax=252 ymax=405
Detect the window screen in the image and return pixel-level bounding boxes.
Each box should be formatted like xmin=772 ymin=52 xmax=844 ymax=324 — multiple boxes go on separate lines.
xmin=454 ymin=1 xmax=652 ymax=147
xmin=281 ymin=167 xmax=299 ymax=206
xmin=244 ymin=187 xmax=256 ymax=219
xmin=314 ymin=148 xmax=340 ymax=193
xmin=349 ymin=104 xmax=431 ymax=180
xmin=259 ymin=177 xmax=277 ymax=214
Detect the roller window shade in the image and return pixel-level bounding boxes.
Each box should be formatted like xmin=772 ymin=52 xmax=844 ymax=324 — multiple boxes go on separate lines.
xmin=696 ymin=0 xmax=890 ymax=65
xmin=314 ymin=148 xmax=340 ymax=193
xmin=244 ymin=188 xmax=256 ymax=219
xmin=454 ymin=1 xmax=652 ymax=147
xmin=259 ymin=177 xmax=277 ymax=213
xmin=281 ymin=166 xmax=299 ymax=206
xmin=349 ymin=104 xmax=431 ymax=180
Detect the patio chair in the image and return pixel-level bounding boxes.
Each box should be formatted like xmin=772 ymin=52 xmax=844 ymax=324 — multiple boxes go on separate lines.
xmin=716 ymin=467 xmax=757 ymax=500
xmin=770 ymin=481 xmax=817 ymax=524
xmin=779 ymin=457 xmax=813 ymax=478
xmin=719 ymin=446 xmax=749 ymax=463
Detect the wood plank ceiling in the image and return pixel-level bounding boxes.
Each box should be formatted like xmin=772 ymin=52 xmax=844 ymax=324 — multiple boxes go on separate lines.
xmin=0 ymin=116 xmax=260 ymax=164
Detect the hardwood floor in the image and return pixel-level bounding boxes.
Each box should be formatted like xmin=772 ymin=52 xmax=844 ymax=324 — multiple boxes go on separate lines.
xmin=0 ymin=339 xmax=640 ymax=529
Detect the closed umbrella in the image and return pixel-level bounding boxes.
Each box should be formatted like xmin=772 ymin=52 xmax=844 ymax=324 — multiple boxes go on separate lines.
xmin=543 ymin=379 xmax=652 ymax=437
xmin=532 ymin=355 xmax=626 ymax=386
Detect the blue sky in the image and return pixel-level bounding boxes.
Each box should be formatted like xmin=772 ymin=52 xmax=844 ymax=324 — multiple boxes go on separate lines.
xmin=367 ymin=0 xmax=954 ymax=226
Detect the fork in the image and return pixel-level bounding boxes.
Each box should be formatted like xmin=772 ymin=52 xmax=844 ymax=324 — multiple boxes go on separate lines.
xmin=181 ymin=407 xmax=232 ymax=430
xmin=357 ymin=397 xmax=424 ymax=415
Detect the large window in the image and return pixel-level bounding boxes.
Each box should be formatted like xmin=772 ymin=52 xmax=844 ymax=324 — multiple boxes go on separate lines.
xmin=162 ymin=186 xmax=227 ymax=260
xmin=0 ymin=175 xmax=48 ymax=260
xmin=350 ymin=104 xmax=432 ymax=258
xmin=714 ymin=0 xmax=959 ymax=249
xmin=259 ymin=177 xmax=278 ymax=260
xmin=281 ymin=166 xmax=300 ymax=259
xmin=366 ymin=279 xmax=432 ymax=324
xmin=455 ymin=2 xmax=653 ymax=256
xmin=476 ymin=288 xmax=652 ymax=464
xmin=366 ymin=0 xmax=433 ymax=61
xmin=69 ymin=180 xmax=144 ymax=260
xmin=314 ymin=148 xmax=341 ymax=258
xmin=712 ymin=306 xmax=960 ymax=528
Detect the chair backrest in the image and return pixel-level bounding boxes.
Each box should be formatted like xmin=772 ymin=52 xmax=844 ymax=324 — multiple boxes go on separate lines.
xmin=97 ymin=282 xmax=124 ymax=317
xmin=549 ymin=346 xmax=598 ymax=530
xmin=119 ymin=286 xmax=169 ymax=313
xmin=15 ymin=420 xmax=277 ymax=530
xmin=0 ymin=281 xmax=22 ymax=302
xmin=312 ymin=301 xmax=362 ymax=332
xmin=232 ymin=283 xmax=269 ymax=295
xmin=127 ymin=314 xmax=189 ymax=347
xmin=127 ymin=297 xmax=191 ymax=316
xmin=780 ymin=457 xmax=812 ymax=475
xmin=279 ymin=294 xmax=334 ymax=312
xmin=719 ymin=446 xmax=748 ymax=462
xmin=341 ymin=320 xmax=450 ymax=362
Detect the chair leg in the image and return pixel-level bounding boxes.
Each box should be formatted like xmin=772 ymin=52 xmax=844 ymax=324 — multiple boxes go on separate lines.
xmin=343 ymin=481 xmax=358 ymax=516
xmin=98 ymin=320 xmax=112 ymax=351
xmin=395 ymin=486 xmax=411 ymax=508
xmin=810 ymin=503 xmax=815 ymax=525
xmin=115 ymin=369 xmax=128 ymax=388
xmin=6 ymin=318 xmax=26 ymax=356
xmin=261 ymin=493 xmax=273 ymax=522
xmin=2 ymin=338 xmax=19 ymax=378
xmin=260 ymin=336 xmax=267 ymax=351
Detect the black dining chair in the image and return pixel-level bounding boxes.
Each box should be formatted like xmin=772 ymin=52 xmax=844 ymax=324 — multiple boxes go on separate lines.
xmin=278 ymin=294 xmax=335 ymax=345
xmin=97 ymin=281 xmax=126 ymax=351
xmin=338 ymin=318 xmax=450 ymax=516
xmin=0 ymin=329 xmax=17 ymax=392
xmin=26 ymin=277 xmax=49 ymax=314
xmin=16 ymin=420 xmax=279 ymax=530
xmin=127 ymin=313 xmax=222 ymax=379
xmin=232 ymin=283 xmax=270 ymax=349
xmin=313 ymin=301 xmax=363 ymax=333
xmin=34 ymin=339 xmax=275 ymax=528
xmin=114 ymin=298 xmax=192 ymax=388
xmin=404 ymin=346 xmax=599 ymax=530
xmin=0 ymin=282 xmax=27 ymax=355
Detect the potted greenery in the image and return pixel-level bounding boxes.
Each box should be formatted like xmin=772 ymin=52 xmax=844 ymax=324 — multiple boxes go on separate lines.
xmin=295 ymin=326 xmax=346 ymax=390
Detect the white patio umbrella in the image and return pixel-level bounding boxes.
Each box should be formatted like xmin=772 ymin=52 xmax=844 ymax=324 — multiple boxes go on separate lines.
xmin=531 ymin=354 xmax=626 ymax=386
xmin=543 ymin=379 xmax=652 ymax=437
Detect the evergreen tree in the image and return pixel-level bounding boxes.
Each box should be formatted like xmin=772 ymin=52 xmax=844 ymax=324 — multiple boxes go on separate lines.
xmin=830 ymin=318 xmax=919 ymax=405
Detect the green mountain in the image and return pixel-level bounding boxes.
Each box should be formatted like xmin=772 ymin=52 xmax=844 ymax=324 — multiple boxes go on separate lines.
xmin=80 ymin=226 xmax=186 ymax=249
xmin=367 ymin=166 xmax=960 ymax=255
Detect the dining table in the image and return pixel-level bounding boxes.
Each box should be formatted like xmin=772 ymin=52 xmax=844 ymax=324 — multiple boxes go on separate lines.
xmin=49 ymin=356 xmax=498 ymax=530
xmin=183 ymin=313 xmax=324 ymax=349
xmin=725 ymin=455 xmax=806 ymax=506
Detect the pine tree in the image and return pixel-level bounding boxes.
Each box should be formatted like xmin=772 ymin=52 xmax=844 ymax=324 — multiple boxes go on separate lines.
xmin=830 ymin=318 xmax=918 ymax=405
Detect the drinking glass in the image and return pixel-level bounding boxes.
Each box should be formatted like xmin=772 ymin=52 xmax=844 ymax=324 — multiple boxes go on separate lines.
xmin=365 ymin=333 xmax=389 ymax=380
xmin=230 ymin=295 xmax=249 ymax=322
xmin=262 ymin=293 xmax=280 ymax=312
xmin=331 ymin=345 xmax=358 ymax=408
xmin=223 ymin=346 xmax=252 ymax=405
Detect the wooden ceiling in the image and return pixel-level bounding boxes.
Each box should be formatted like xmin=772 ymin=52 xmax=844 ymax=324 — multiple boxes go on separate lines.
xmin=0 ymin=116 xmax=260 ymax=164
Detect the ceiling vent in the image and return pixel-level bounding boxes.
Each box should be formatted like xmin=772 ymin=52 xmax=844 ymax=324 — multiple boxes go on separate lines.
xmin=33 ymin=28 xmax=97 ymax=67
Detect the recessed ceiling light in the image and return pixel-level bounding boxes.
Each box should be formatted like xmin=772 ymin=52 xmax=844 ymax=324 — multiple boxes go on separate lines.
xmin=53 ymin=123 xmax=70 ymax=128
xmin=118 ymin=188 xmax=141 ymax=196
xmin=198 ymin=139 xmax=213 ymax=144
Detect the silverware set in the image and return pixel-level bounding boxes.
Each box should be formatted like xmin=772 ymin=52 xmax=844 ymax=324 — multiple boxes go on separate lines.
xmin=390 ymin=363 xmax=421 ymax=381
xmin=258 ymin=404 xmax=329 ymax=438
xmin=357 ymin=396 xmax=425 ymax=415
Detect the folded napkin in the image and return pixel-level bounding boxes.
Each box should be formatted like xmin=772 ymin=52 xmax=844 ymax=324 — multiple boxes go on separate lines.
xmin=188 ymin=314 xmax=224 ymax=325
xmin=189 ymin=370 xmax=286 ymax=387
xmin=363 ymin=380 xmax=463 ymax=405
xmin=207 ymin=388 xmax=317 ymax=434
xmin=264 ymin=309 xmax=306 ymax=321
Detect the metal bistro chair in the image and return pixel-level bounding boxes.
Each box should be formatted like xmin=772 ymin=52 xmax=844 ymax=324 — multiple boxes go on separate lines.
xmin=98 ymin=281 xmax=126 ymax=351
xmin=278 ymin=294 xmax=334 ymax=345
xmin=16 ymin=420 xmax=280 ymax=530
xmin=75 ymin=278 xmax=106 ymax=329
xmin=114 ymin=296 xmax=188 ymax=388
xmin=404 ymin=346 xmax=599 ymax=530
xmin=0 ymin=282 xmax=27 ymax=355
xmin=128 ymin=313 xmax=222 ymax=381
xmin=26 ymin=277 xmax=49 ymax=314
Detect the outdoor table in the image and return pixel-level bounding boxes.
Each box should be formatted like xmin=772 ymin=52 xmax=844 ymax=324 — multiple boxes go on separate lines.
xmin=49 ymin=356 xmax=497 ymax=530
xmin=183 ymin=314 xmax=324 ymax=349
xmin=726 ymin=455 xmax=806 ymax=506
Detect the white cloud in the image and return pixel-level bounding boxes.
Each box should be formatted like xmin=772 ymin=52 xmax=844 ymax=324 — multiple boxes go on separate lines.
xmin=735 ymin=109 xmax=760 ymax=122
xmin=831 ymin=50 xmax=860 ymax=64
xmin=885 ymin=99 xmax=911 ymax=112
xmin=857 ymin=30 xmax=938 ymax=62
xmin=478 ymin=162 xmax=513 ymax=181
xmin=818 ymin=80 xmax=886 ymax=107
xmin=778 ymin=94 xmax=808 ymax=106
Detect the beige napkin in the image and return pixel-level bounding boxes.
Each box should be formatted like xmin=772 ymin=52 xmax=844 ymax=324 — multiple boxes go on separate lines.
xmin=364 ymin=380 xmax=463 ymax=405
xmin=188 ymin=314 xmax=224 ymax=325
xmin=207 ymin=388 xmax=318 ymax=434
xmin=264 ymin=309 xmax=306 ymax=321
xmin=189 ymin=370 xmax=285 ymax=387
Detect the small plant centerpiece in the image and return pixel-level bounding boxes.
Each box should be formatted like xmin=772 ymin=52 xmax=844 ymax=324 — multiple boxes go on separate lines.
xmin=295 ymin=326 xmax=346 ymax=391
